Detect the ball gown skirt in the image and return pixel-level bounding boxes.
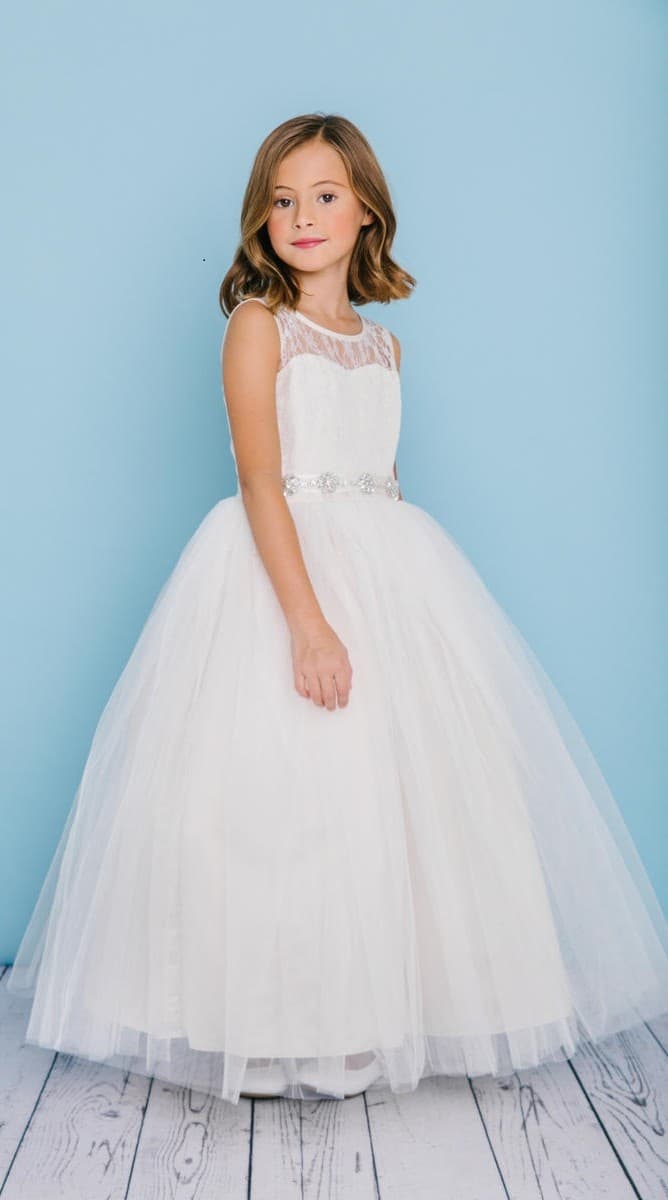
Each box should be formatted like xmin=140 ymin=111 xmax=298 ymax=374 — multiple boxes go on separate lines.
xmin=7 ymin=485 xmax=668 ymax=1103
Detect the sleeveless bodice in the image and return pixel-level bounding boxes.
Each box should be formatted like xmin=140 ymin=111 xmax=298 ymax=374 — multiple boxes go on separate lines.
xmin=221 ymin=298 xmax=401 ymax=497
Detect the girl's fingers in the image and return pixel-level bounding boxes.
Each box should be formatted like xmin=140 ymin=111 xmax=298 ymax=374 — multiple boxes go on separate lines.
xmin=307 ymin=674 xmax=324 ymax=707
xmin=297 ymin=661 xmax=352 ymax=709
xmin=320 ymin=675 xmax=337 ymax=711
xmin=334 ymin=669 xmax=351 ymax=707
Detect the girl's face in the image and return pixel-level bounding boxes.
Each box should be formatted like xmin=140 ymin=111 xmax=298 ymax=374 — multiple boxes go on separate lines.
xmin=266 ymin=140 xmax=373 ymax=281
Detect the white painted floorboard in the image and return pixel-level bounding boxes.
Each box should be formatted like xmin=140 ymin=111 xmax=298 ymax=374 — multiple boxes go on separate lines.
xmin=1 ymin=966 xmax=666 ymax=1199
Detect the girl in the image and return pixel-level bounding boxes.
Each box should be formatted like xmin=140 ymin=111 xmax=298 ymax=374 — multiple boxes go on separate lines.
xmin=8 ymin=113 xmax=668 ymax=1105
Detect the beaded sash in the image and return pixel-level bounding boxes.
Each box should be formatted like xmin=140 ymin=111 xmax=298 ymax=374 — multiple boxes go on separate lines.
xmin=282 ymin=471 xmax=400 ymax=500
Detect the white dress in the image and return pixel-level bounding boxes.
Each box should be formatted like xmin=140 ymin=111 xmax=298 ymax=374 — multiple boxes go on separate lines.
xmin=8 ymin=297 xmax=668 ymax=1104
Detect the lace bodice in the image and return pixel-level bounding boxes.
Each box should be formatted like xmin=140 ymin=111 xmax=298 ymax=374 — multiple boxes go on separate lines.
xmin=220 ymin=297 xmax=401 ymax=493
xmin=272 ymin=304 xmax=395 ymax=373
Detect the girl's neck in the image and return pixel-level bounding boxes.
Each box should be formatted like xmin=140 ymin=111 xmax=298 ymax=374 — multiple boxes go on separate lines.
xmin=294 ymin=294 xmax=360 ymax=335
xmin=294 ymin=276 xmax=356 ymax=327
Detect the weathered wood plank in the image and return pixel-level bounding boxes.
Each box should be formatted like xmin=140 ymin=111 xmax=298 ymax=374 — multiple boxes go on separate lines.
xmin=473 ymin=1057 xmax=638 ymax=1199
xmin=1 ymin=1050 xmax=149 ymax=1200
xmin=299 ymin=1096 xmax=379 ymax=1200
xmin=249 ymin=1094 xmax=378 ymax=1199
xmin=565 ymin=1020 xmax=668 ymax=1200
xmin=247 ymin=1096 xmax=303 ymax=1199
xmin=125 ymin=1076 xmax=252 ymax=1199
xmin=366 ymin=1075 xmax=506 ymax=1200
xmin=0 ymin=968 xmax=61 ymax=1188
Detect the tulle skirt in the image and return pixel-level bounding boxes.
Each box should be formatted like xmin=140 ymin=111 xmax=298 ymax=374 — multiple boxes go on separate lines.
xmin=7 ymin=490 xmax=668 ymax=1103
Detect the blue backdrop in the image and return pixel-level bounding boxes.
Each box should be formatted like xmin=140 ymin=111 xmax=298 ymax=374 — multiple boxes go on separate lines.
xmin=1 ymin=0 xmax=666 ymax=958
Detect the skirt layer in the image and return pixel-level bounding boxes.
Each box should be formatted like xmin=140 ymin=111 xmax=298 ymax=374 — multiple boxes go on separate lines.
xmin=7 ymin=491 xmax=668 ymax=1102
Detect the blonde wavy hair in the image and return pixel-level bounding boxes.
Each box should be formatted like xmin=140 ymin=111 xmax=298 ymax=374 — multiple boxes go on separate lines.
xmin=219 ymin=113 xmax=416 ymax=317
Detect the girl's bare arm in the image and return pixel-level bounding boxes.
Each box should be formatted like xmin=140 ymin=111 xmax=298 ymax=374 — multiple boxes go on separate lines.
xmin=222 ymin=300 xmax=353 ymax=710
xmin=389 ymin=330 xmax=403 ymax=502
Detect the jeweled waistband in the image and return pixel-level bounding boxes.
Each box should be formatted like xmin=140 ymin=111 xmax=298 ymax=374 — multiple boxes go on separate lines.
xmin=282 ymin=471 xmax=400 ymax=499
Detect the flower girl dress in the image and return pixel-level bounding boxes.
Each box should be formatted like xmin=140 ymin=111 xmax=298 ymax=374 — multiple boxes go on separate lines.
xmin=7 ymin=297 xmax=668 ymax=1103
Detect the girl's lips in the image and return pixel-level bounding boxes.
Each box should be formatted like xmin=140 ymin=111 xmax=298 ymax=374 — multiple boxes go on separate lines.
xmin=292 ymin=239 xmax=325 ymax=247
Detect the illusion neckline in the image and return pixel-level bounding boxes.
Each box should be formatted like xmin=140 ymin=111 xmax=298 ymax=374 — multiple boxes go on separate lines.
xmin=290 ymin=307 xmax=367 ymax=341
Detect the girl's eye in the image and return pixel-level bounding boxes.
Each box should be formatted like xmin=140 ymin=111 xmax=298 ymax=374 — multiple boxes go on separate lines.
xmin=273 ymin=193 xmax=336 ymax=208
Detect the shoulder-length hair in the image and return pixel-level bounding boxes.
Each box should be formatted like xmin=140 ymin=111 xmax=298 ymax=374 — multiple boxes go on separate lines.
xmin=219 ymin=113 xmax=416 ymax=317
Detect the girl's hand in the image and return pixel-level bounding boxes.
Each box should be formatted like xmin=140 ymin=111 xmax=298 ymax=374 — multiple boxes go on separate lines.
xmin=291 ymin=622 xmax=353 ymax=710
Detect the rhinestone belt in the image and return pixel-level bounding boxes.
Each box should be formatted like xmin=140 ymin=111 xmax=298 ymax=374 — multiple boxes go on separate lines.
xmin=282 ymin=471 xmax=400 ymax=500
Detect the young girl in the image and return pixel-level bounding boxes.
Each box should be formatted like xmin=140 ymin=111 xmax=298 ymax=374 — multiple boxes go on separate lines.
xmin=8 ymin=113 xmax=668 ymax=1105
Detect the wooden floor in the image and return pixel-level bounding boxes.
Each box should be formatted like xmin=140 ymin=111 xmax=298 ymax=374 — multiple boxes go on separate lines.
xmin=1 ymin=966 xmax=667 ymax=1200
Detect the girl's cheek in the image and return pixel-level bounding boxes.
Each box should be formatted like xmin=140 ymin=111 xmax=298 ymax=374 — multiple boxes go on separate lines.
xmin=330 ymin=206 xmax=357 ymax=236
xmin=268 ymin=210 xmax=291 ymax=236
xmin=265 ymin=215 xmax=282 ymax=244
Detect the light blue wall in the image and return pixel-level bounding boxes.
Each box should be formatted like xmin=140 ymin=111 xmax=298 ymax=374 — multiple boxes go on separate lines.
xmin=1 ymin=0 xmax=666 ymax=958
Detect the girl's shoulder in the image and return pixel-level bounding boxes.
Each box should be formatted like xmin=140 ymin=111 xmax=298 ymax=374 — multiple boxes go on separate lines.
xmin=220 ymin=295 xmax=275 ymax=358
xmin=223 ymin=294 xmax=273 ymax=330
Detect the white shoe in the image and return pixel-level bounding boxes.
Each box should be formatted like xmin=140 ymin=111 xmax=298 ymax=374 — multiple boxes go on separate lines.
xmin=239 ymin=1058 xmax=289 ymax=1098
xmin=298 ymin=1053 xmax=381 ymax=1098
